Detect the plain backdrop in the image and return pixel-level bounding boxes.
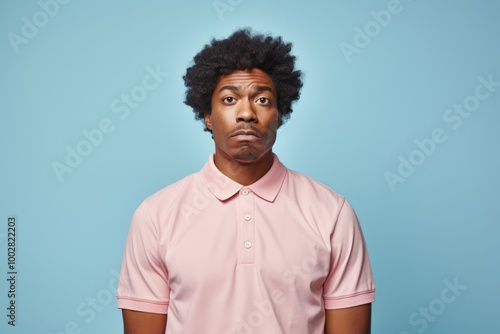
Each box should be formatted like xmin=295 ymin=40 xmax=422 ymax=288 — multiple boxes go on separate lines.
xmin=1 ymin=0 xmax=499 ymax=333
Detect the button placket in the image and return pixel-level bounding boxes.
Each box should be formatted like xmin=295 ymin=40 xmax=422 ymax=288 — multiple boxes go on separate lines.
xmin=238 ymin=188 xmax=255 ymax=263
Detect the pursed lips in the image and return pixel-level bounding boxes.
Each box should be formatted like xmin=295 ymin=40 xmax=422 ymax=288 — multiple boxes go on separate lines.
xmin=230 ymin=129 xmax=262 ymax=142
xmin=231 ymin=130 xmax=260 ymax=137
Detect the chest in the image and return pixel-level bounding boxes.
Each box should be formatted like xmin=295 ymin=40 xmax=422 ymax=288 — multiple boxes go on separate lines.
xmin=163 ymin=194 xmax=333 ymax=298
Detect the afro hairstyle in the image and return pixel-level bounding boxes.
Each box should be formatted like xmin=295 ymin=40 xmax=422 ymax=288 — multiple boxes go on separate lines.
xmin=183 ymin=28 xmax=303 ymax=132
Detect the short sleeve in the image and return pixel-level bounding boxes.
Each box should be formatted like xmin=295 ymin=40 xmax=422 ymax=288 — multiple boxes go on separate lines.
xmin=117 ymin=200 xmax=170 ymax=314
xmin=323 ymin=199 xmax=375 ymax=309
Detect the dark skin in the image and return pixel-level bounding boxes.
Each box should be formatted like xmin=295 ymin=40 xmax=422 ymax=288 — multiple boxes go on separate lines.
xmin=325 ymin=304 xmax=372 ymax=334
xmin=122 ymin=304 xmax=371 ymax=334
xmin=203 ymin=68 xmax=279 ymax=185
xmin=122 ymin=68 xmax=372 ymax=333
xmin=122 ymin=310 xmax=166 ymax=334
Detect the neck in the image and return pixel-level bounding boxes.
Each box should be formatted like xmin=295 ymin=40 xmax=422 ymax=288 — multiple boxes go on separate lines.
xmin=212 ymin=150 xmax=274 ymax=186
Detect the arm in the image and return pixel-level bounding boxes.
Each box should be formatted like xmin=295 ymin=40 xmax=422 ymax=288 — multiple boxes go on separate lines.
xmin=324 ymin=303 xmax=371 ymax=334
xmin=323 ymin=200 xmax=375 ymax=333
xmin=123 ymin=309 xmax=167 ymax=334
xmin=118 ymin=201 xmax=170 ymax=333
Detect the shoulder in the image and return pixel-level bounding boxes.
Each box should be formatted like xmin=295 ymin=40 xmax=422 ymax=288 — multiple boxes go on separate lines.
xmin=140 ymin=171 xmax=201 ymax=212
xmin=285 ymin=168 xmax=346 ymax=205
xmin=128 ymin=171 xmax=203 ymax=235
xmin=280 ymin=167 xmax=350 ymax=225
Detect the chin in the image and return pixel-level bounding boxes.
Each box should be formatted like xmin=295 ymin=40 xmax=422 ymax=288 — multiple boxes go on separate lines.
xmin=232 ymin=151 xmax=259 ymax=162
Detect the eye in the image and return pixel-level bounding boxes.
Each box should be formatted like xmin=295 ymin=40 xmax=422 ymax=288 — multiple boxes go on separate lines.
xmin=257 ymin=97 xmax=270 ymax=104
xmin=223 ymin=96 xmax=236 ymax=103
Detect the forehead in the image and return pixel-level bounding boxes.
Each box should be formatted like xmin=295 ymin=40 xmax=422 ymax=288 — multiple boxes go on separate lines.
xmin=214 ymin=68 xmax=275 ymax=92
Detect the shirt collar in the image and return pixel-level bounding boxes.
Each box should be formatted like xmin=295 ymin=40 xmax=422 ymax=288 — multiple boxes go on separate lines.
xmin=200 ymin=154 xmax=287 ymax=202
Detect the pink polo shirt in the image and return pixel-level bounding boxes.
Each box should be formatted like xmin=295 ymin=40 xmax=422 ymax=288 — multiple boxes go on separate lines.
xmin=117 ymin=154 xmax=375 ymax=333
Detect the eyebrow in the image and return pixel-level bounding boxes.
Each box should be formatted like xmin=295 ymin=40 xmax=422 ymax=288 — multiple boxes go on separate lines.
xmin=217 ymin=85 xmax=274 ymax=93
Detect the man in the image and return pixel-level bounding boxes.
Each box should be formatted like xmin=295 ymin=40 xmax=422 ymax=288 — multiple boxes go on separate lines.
xmin=117 ymin=28 xmax=375 ymax=334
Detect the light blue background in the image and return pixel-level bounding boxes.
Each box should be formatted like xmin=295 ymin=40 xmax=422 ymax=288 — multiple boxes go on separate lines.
xmin=1 ymin=0 xmax=499 ymax=333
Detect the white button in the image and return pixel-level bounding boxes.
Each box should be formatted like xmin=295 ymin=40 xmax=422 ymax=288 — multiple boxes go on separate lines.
xmin=244 ymin=241 xmax=252 ymax=249
xmin=244 ymin=213 xmax=252 ymax=221
xmin=242 ymin=189 xmax=250 ymax=195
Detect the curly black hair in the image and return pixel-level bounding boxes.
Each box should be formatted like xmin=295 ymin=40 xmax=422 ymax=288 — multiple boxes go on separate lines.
xmin=183 ymin=28 xmax=303 ymax=132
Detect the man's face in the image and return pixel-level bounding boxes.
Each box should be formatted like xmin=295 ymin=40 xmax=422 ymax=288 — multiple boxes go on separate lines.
xmin=204 ymin=68 xmax=279 ymax=163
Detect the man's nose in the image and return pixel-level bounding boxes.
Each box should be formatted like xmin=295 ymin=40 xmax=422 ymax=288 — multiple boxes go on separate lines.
xmin=236 ymin=99 xmax=257 ymax=122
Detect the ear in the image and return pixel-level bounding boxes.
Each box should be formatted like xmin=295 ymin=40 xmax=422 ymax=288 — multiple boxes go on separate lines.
xmin=204 ymin=111 xmax=212 ymax=131
xmin=277 ymin=112 xmax=283 ymax=128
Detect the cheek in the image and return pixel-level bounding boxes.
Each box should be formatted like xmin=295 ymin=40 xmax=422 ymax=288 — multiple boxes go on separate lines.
xmin=268 ymin=115 xmax=280 ymax=134
xmin=210 ymin=114 xmax=230 ymax=141
xmin=209 ymin=112 xmax=221 ymax=129
xmin=265 ymin=119 xmax=279 ymax=144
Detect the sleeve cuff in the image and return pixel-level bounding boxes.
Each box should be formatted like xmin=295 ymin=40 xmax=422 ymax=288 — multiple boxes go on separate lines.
xmin=324 ymin=290 xmax=375 ymax=309
xmin=117 ymin=297 xmax=169 ymax=314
